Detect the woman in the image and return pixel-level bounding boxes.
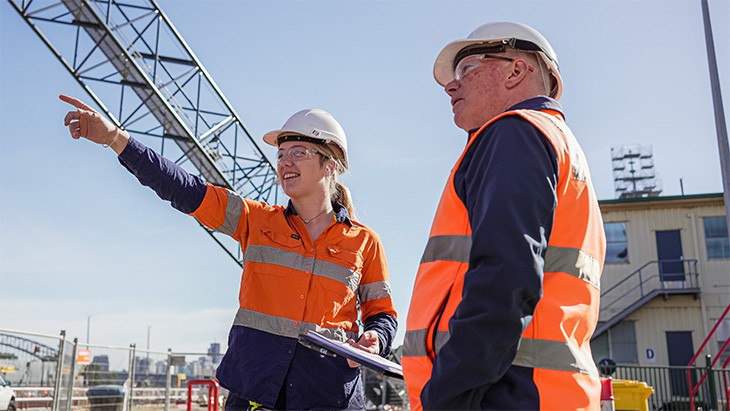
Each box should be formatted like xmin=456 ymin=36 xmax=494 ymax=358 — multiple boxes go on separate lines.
xmin=60 ymin=95 xmax=397 ymax=410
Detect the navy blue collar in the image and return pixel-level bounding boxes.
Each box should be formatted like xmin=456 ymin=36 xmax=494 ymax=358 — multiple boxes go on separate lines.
xmin=467 ymin=96 xmax=564 ymax=135
xmin=285 ymin=200 xmax=352 ymax=226
xmin=508 ymin=96 xmax=563 ymax=114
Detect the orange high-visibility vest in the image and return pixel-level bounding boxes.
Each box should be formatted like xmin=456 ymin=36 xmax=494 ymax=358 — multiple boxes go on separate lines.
xmin=403 ymin=109 xmax=605 ymax=410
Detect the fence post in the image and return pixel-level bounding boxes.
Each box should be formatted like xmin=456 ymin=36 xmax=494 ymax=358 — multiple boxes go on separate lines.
xmin=705 ymin=355 xmax=718 ymax=410
xmin=65 ymin=338 xmax=78 ymax=411
xmin=165 ymin=348 xmax=172 ymax=411
xmin=52 ymin=330 xmax=67 ymax=411
xmin=128 ymin=343 xmax=136 ymax=411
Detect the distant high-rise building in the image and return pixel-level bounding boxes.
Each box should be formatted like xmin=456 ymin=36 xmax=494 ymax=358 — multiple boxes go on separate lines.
xmin=135 ymin=356 xmax=154 ymax=375
xmin=208 ymin=342 xmax=222 ymax=365
xmin=611 ymin=144 xmax=663 ymax=199
xmin=92 ymin=355 xmax=109 ymax=371
xmin=155 ymin=360 xmax=167 ymax=375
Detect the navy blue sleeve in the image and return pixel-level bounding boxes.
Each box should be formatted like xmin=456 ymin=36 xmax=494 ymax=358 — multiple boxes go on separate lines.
xmin=363 ymin=313 xmax=398 ymax=357
xmin=421 ymin=116 xmax=558 ymax=409
xmin=117 ymin=137 xmax=208 ymax=214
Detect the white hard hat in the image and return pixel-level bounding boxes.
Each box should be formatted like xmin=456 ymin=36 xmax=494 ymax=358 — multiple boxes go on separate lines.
xmin=263 ymin=108 xmax=349 ymax=169
xmin=434 ymin=21 xmax=563 ymax=99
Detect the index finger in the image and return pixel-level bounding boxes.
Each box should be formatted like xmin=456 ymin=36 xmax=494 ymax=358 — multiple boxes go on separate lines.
xmin=59 ymin=94 xmax=90 ymax=110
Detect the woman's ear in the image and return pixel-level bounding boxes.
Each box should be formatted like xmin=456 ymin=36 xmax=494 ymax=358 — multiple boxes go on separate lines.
xmin=325 ymin=161 xmax=335 ymax=176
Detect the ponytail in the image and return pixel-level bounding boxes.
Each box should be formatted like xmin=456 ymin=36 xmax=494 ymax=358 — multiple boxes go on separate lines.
xmin=333 ymin=182 xmax=356 ymax=220
xmin=317 ymin=143 xmax=356 ymax=220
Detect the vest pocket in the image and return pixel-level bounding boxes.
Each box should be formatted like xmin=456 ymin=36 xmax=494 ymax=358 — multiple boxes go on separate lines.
xmin=314 ymin=246 xmax=362 ymax=301
xmin=246 ymin=227 xmax=302 ymax=278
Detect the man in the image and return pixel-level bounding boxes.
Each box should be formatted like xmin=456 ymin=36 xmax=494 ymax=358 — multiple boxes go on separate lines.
xmin=402 ymin=22 xmax=606 ymax=410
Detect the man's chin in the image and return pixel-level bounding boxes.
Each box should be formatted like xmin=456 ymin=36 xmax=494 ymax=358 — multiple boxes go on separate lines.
xmin=453 ymin=116 xmax=471 ymax=132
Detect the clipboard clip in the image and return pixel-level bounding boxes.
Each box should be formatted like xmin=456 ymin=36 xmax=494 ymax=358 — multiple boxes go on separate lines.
xmin=298 ymin=336 xmax=337 ymax=357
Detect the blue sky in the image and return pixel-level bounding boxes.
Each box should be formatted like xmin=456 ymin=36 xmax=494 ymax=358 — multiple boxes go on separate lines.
xmin=1 ymin=0 xmax=728 ymax=357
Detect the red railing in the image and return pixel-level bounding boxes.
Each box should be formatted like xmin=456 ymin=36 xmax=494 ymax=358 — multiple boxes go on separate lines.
xmin=687 ymin=303 xmax=730 ymax=411
xmin=187 ymin=379 xmax=220 ymax=411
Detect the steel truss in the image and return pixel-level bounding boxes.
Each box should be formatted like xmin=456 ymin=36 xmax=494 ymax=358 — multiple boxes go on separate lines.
xmin=0 ymin=333 xmax=58 ymax=360
xmin=7 ymin=0 xmax=282 ymax=266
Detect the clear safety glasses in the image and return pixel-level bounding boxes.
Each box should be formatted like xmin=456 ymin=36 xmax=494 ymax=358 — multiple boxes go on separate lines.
xmin=454 ymin=54 xmax=534 ymax=81
xmin=277 ymin=146 xmax=322 ymax=164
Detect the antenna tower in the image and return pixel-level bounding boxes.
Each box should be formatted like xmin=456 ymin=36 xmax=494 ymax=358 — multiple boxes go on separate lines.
xmin=611 ymin=144 xmax=663 ymax=199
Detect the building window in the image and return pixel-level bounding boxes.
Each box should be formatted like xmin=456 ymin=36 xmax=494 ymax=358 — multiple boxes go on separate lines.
xmin=703 ymin=216 xmax=730 ymax=259
xmin=592 ymin=321 xmax=638 ymax=365
xmin=612 ymin=321 xmax=638 ymax=364
xmin=718 ymin=320 xmax=730 ymax=366
xmin=605 ymin=222 xmax=629 ymax=263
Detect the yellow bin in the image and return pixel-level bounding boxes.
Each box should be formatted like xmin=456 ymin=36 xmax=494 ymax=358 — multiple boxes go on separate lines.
xmin=612 ymin=379 xmax=655 ymax=411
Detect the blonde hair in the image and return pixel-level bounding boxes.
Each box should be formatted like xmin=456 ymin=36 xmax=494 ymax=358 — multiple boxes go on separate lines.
xmin=317 ymin=143 xmax=356 ymax=219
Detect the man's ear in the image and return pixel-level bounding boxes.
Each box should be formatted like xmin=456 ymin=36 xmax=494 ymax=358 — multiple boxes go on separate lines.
xmin=505 ymin=59 xmax=531 ymax=90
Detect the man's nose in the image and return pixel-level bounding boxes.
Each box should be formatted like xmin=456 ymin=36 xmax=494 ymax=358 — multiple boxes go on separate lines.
xmin=445 ymin=79 xmax=459 ymax=95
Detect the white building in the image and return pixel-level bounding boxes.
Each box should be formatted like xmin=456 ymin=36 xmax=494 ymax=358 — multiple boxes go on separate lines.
xmin=592 ymin=193 xmax=729 ymax=368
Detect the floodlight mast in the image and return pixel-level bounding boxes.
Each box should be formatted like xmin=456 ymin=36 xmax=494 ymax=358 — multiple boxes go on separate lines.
xmin=701 ymin=0 xmax=730 ymax=246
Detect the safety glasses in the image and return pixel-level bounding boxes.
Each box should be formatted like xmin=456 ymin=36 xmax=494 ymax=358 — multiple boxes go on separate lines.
xmin=277 ymin=146 xmax=322 ymax=164
xmin=453 ymin=54 xmax=515 ymax=81
xmin=454 ymin=53 xmax=535 ymax=82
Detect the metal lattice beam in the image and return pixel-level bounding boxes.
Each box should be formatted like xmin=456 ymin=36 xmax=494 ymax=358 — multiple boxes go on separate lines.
xmin=0 ymin=333 xmax=59 ymax=361
xmin=7 ymin=0 xmax=283 ymax=266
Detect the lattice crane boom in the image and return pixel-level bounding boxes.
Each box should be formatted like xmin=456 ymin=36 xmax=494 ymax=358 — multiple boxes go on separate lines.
xmin=7 ymin=0 xmax=283 ymax=266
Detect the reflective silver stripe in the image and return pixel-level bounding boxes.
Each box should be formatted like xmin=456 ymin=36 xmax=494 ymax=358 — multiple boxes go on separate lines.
xmin=403 ymin=329 xmax=428 ymax=357
xmin=512 ymin=337 xmax=599 ymax=378
xmin=244 ymin=244 xmax=309 ymax=270
xmin=434 ymin=330 xmax=450 ymax=353
xmin=233 ymin=308 xmax=357 ymax=342
xmin=420 ymin=235 xmax=472 ymax=264
xmin=243 ymin=245 xmax=358 ymax=292
xmin=217 ymin=190 xmax=243 ymax=236
xmin=544 ymin=246 xmax=601 ymax=288
xmin=402 ymin=329 xmax=450 ymax=358
xmin=314 ymin=259 xmax=360 ymax=292
xmin=406 ymin=328 xmax=598 ymax=377
xmin=358 ymin=281 xmax=392 ymax=302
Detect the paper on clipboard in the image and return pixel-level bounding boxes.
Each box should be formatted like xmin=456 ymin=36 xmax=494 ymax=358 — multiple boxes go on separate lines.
xmin=299 ymin=330 xmax=403 ymax=379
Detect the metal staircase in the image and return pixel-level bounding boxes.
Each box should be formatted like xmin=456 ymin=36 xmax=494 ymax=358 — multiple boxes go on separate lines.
xmin=7 ymin=0 xmax=281 ymax=266
xmin=594 ymin=259 xmax=701 ymax=338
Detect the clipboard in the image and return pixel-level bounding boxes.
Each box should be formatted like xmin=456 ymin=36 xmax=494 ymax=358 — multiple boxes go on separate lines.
xmin=299 ymin=330 xmax=404 ymax=379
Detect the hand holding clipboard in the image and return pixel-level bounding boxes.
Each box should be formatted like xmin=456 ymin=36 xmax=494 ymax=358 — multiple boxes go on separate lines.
xmin=299 ymin=330 xmax=404 ymax=379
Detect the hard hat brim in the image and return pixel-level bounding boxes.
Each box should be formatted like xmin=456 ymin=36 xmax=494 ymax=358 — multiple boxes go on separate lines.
xmin=263 ymin=130 xmax=303 ymax=147
xmin=434 ymin=39 xmax=488 ymax=87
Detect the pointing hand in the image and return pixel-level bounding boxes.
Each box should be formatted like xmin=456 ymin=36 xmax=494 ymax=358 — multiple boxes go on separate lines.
xmin=59 ymin=94 xmax=128 ymax=152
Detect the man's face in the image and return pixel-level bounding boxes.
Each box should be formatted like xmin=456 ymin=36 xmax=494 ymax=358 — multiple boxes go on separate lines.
xmin=444 ymin=54 xmax=513 ymax=131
